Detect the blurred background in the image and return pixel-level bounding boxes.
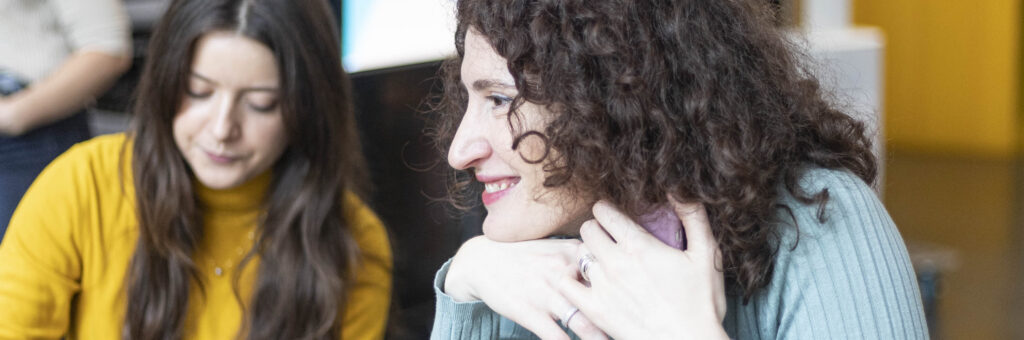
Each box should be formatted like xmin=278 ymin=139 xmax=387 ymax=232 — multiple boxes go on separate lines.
xmin=4 ymin=0 xmax=1022 ymax=339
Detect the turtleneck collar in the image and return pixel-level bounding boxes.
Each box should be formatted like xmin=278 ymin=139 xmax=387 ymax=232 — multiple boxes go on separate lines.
xmin=194 ymin=170 xmax=272 ymax=212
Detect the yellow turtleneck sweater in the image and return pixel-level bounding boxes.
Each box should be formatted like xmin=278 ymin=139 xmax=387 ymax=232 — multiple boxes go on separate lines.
xmin=0 ymin=134 xmax=392 ymax=339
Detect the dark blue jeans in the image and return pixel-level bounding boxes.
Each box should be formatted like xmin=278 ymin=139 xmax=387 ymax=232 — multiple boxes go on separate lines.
xmin=0 ymin=77 xmax=91 ymax=242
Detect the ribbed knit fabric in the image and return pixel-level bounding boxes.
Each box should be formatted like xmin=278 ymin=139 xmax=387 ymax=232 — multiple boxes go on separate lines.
xmin=0 ymin=0 xmax=130 ymax=81
xmin=430 ymin=168 xmax=928 ymax=339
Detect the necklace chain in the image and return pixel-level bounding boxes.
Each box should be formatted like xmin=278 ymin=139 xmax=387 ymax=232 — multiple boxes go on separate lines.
xmin=211 ymin=230 xmax=256 ymax=276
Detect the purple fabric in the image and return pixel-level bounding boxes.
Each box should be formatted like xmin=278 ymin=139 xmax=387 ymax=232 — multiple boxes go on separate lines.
xmin=638 ymin=207 xmax=685 ymax=250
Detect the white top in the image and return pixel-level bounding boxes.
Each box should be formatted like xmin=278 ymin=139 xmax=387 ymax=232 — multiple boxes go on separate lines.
xmin=0 ymin=0 xmax=130 ymax=82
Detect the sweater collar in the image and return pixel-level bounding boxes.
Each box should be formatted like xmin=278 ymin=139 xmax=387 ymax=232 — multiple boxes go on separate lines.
xmin=194 ymin=171 xmax=271 ymax=212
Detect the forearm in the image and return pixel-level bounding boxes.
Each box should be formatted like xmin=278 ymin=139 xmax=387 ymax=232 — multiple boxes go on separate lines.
xmin=3 ymin=50 xmax=130 ymax=135
xmin=431 ymin=259 xmax=509 ymax=340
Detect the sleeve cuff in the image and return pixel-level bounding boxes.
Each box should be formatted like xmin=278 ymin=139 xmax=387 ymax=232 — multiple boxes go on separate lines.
xmin=431 ymin=259 xmax=504 ymax=339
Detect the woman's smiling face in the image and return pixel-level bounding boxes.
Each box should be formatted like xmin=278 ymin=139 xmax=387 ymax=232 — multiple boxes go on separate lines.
xmin=447 ymin=28 xmax=590 ymax=242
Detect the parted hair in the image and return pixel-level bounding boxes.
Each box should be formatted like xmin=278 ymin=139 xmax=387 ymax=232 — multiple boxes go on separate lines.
xmin=125 ymin=0 xmax=366 ymax=338
xmin=431 ymin=0 xmax=877 ymax=300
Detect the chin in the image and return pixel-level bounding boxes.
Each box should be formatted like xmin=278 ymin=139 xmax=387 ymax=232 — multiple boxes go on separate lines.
xmin=195 ymin=172 xmax=243 ymax=190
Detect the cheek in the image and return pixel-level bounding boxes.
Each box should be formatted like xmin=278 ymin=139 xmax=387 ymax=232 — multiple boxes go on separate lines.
xmin=252 ymin=117 xmax=289 ymax=158
xmin=171 ymin=111 xmax=196 ymax=150
xmin=511 ymin=106 xmax=553 ymax=163
xmin=514 ymin=133 xmax=549 ymax=163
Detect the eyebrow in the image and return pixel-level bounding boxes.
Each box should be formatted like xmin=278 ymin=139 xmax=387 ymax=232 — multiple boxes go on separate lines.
xmin=190 ymin=72 xmax=279 ymax=92
xmin=471 ymin=79 xmax=516 ymax=91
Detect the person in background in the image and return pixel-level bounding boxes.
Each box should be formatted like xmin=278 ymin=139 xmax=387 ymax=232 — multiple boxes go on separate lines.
xmin=0 ymin=0 xmax=392 ymax=339
xmin=0 ymin=0 xmax=133 ymax=238
xmin=429 ymin=0 xmax=927 ymax=339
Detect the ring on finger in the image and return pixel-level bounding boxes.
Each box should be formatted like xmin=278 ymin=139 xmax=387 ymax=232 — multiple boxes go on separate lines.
xmin=560 ymin=307 xmax=580 ymax=328
xmin=579 ymin=253 xmax=597 ymax=282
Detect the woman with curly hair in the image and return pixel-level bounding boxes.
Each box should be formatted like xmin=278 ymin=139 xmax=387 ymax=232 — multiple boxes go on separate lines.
xmin=0 ymin=0 xmax=391 ymax=338
xmin=429 ymin=0 xmax=927 ymax=339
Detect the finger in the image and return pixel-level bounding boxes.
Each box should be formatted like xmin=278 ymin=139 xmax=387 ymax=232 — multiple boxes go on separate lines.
xmin=572 ymin=243 xmax=599 ymax=284
xmin=515 ymin=312 xmax=571 ymax=340
xmin=556 ymin=275 xmax=615 ymax=339
xmin=555 ymin=276 xmax=596 ymax=322
xmin=667 ymin=197 xmax=716 ymax=254
xmin=570 ymin=245 xmax=609 ymax=291
xmin=567 ymin=313 xmax=609 ymax=340
xmin=547 ymin=290 xmax=607 ymax=340
xmin=578 ymin=219 xmax=618 ymax=260
xmin=580 ymin=253 xmax=608 ymax=288
xmin=591 ymin=201 xmax=656 ymax=249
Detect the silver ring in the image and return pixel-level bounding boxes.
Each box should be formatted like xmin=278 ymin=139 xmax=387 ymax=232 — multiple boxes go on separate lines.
xmin=578 ymin=253 xmax=596 ymax=282
xmin=561 ymin=307 xmax=580 ymax=328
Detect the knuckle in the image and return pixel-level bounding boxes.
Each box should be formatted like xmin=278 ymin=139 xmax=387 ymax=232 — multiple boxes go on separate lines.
xmin=563 ymin=262 xmax=578 ymax=276
xmin=573 ymin=316 xmax=603 ymax=338
xmin=579 ymin=220 xmax=599 ymax=236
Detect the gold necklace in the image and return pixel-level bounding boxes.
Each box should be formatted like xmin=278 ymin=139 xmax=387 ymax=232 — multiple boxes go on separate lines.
xmin=210 ymin=229 xmax=256 ymax=276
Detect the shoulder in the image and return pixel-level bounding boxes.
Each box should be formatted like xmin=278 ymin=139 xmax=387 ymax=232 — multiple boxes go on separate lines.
xmin=4 ymin=135 xmax=136 ymax=275
xmin=12 ymin=133 xmax=134 ymax=235
xmin=775 ymin=167 xmax=883 ymax=241
xmin=342 ymin=193 xmax=392 ymax=266
xmin=735 ymin=168 xmax=928 ymax=338
xmin=790 ymin=167 xmax=875 ymax=204
xmin=768 ymin=167 xmax=903 ymax=289
xmin=62 ymin=133 xmax=131 ymax=161
xmin=31 ymin=133 xmax=131 ymax=191
xmin=14 ymin=132 xmax=134 ymax=216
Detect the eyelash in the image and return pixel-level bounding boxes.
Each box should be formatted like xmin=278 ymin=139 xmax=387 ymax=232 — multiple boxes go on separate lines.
xmin=248 ymin=102 xmax=278 ymax=113
xmin=487 ymin=94 xmax=512 ymax=109
xmin=185 ymin=88 xmax=211 ymax=98
xmin=185 ymin=88 xmax=277 ymax=113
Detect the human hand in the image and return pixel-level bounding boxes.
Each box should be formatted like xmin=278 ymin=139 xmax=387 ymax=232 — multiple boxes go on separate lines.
xmin=0 ymin=96 xmax=28 ymax=136
xmin=557 ymin=199 xmax=728 ymax=340
xmin=445 ymin=236 xmax=608 ymax=340
xmin=0 ymin=97 xmax=17 ymax=136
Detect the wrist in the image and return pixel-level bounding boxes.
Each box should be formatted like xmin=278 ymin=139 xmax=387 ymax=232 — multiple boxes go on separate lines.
xmin=444 ymin=238 xmax=484 ymax=302
xmin=669 ymin=319 xmax=728 ymax=340
xmin=443 ymin=261 xmax=478 ymax=302
xmin=0 ymin=97 xmax=26 ymax=136
xmin=0 ymin=101 xmax=14 ymax=135
xmin=690 ymin=325 xmax=729 ymax=340
xmin=646 ymin=313 xmax=726 ymax=340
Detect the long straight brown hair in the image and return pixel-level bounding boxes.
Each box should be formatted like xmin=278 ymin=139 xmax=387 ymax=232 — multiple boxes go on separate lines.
xmin=124 ymin=0 xmax=367 ymax=338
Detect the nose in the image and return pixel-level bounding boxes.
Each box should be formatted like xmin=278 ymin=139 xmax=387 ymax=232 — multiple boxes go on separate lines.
xmin=211 ymin=94 xmax=241 ymax=143
xmin=447 ymin=110 xmax=492 ymax=170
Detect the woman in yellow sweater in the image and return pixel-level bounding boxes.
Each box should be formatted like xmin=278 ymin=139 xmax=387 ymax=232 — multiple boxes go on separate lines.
xmin=0 ymin=0 xmax=392 ymax=339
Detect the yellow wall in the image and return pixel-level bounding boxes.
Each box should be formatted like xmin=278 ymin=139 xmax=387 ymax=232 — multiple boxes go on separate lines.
xmin=852 ymin=2 xmax=1022 ymax=339
xmin=853 ymin=1 xmax=1020 ymax=158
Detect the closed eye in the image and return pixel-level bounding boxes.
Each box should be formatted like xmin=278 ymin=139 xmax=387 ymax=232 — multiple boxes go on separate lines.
xmin=185 ymin=88 xmax=212 ymax=98
xmin=248 ymin=101 xmax=278 ymax=113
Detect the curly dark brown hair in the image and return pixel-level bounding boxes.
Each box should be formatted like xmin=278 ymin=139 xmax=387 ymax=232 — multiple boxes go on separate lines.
xmin=431 ymin=0 xmax=877 ymax=301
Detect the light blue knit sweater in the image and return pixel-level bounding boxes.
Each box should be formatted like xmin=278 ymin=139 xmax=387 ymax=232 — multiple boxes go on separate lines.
xmin=430 ymin=169 xmax=929 ymax=339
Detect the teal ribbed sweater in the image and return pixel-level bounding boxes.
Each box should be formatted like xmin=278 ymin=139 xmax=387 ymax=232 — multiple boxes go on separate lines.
xmin=430 ymin=169 xmax=929 ymax=339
